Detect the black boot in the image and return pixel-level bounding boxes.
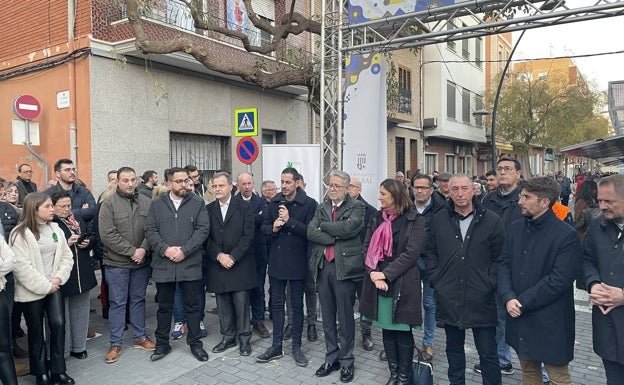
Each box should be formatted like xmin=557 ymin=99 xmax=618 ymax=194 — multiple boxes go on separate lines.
xmin=397 ymin=340 xmax=414 ymax=385
xmin=0 ymin=352 xmax=18 ymax=385
xmin=35 ymin=374 xmax=51 ymax=385
xmin=382 ymin=335 xmax=399 ymax=385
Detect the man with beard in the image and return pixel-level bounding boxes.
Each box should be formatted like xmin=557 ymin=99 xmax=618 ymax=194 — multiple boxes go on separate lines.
xmin=256 ymin=168 xmax=317 ymax=367
xmin=45 ymin=159 xmax=96 ymax=224
xmin=15 ymin=163 xmax=37 ymax=207
xmin=99 ymin=167 xmax=156 ymax=364
xmin=137 ymin=171 xmax=158 ymax=198
xmin=582 ymin=174 xmax=624 ymax=384
xmin=499 ymin=177 xmax=581 ymax=385
xmin=144 ymin=167 xmax=210 ymax=362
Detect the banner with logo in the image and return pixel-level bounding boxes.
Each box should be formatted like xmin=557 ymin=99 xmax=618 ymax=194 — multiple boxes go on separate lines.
xmin=343 ymin=53 xmax=387 ymax=206
xmin=262 ymin=144 xmax=321 ymax=203
xmin=348 ymin=0 xmax=458 ymax=24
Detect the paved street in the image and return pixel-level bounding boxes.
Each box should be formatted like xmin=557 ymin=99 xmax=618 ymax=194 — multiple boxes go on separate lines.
xmin=14 ymin=276 xmax=606 ymax=385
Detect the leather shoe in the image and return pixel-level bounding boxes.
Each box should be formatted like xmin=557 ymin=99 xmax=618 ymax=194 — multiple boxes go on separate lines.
xmin=315 ymin=361 xmax=340 ymax=377
xmin=35 ymin=374 xmax=51 ymax=385
xmin=51 ymin=372 xmax=76 ymax=384
xmin=362 ymin=333 xmax=374 ymax=351
xmin=282 ymin=324 xmax=293 ymax=340
xmin=252 ymin=322 xmax=270 ymax=338
xmin=307 ymin=324 xmax=318 ymax=342
xmin=190 ymin=347 xmax=209 ymax=362
xmin=212 ymin=338 xmax=237 ymax=353
xmin=256 ymin=346 xmax=283 ymax=363
xmin=239 ymin=341 xmax=252 ymax=356
xmin=379 ymin=349 xmax=387 ymax=361
xmin=292 ymin=346 xmax=308 ymax=367
xmin=340 ymin=364 xmax=355 ymax=383
xmin=150 ymin=345 xmax=172 ymax=361
xmin=69 ymin=350 xmax=88 ymax=359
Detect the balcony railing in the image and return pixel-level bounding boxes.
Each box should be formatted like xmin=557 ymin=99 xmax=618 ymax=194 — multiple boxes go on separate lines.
xmin=388 ymin=89 xmax=412 ymax=115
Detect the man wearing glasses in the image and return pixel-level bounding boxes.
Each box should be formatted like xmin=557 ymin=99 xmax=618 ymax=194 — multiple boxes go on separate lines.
xmin=308 ymin=171 xmax=365 ymax=383
xmin=15 ymin=163 xmax=37 ymax=207
xmin=45 ymin=159 xmax=96 ymax=224
xmin=144 ymin=167 xmax=210 ymax=363
xmin=498 ymin=177 xmax=581 ymax=385
xmin=478 ymin=156 xmax=524 ymax=376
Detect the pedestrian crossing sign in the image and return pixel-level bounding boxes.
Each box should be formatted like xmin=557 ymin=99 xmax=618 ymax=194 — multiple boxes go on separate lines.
xmin=234 ymin=108 xmax=258 ymax=137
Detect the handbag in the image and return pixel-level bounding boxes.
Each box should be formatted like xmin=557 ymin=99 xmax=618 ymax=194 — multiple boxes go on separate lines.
xmin=409 ymin=347 xmax=433 ymax=385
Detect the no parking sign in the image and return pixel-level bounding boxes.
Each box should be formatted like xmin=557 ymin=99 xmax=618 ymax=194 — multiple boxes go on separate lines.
xmin=236 ymin=137 xmax=259 ymax=165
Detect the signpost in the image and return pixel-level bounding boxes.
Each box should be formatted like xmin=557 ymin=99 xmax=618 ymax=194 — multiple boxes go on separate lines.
xmin=13 ymin=94 xmax=41 ymax=120
xmin=11 ymin=94 xmax=48 ymax=188
xmin=234 ymin=108 xmax=258 ymax=137
xmin=236 ymin=137 xmax=260 ymax=165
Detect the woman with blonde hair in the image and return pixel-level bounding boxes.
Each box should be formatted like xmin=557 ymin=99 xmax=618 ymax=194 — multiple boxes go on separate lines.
xmin=10 ymin=192 xmax=74 ymax=385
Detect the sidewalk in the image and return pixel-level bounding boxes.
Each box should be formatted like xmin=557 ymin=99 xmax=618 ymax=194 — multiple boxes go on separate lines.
xmin=15 ymin=279 xmax=606 ymax=385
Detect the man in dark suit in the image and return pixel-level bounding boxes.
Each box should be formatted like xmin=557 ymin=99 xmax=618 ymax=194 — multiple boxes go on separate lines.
xmin=15 ymin=163 xmax=37 ymax=207
xmin=235 ymin=172 xmax=270 ymax=338
xmin=206 ymin=172 xmax=257 ymax=356
xmin=348 ymin=177 xmax=376 ymax=351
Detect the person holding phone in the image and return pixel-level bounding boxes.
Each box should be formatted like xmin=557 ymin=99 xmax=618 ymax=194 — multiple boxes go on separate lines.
xmin=50 ymin=191 xmax=97 ymax=360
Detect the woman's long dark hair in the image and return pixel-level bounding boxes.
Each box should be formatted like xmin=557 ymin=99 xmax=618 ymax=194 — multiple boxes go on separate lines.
xmin=577 ymin=180 xmax=598 ymax=206
xmin=380 ymin=179 xmax=413 ymax=215
xmin=10 ymin=192 xmax=51 ymax=244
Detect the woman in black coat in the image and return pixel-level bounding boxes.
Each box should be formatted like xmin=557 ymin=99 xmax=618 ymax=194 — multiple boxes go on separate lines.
xmin=359 ymin=179 xmax=425 ymax=385
xmin=50 ymin=191 xmax=97 ymax=360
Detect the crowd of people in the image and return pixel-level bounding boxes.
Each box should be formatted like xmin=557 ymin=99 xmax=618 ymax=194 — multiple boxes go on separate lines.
xmin=0 ymin=157 xmax=622 ymax=385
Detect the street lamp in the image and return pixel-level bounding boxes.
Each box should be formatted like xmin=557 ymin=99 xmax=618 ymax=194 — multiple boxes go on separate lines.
xmin=473 ymin=109 xmax=493 ymax=168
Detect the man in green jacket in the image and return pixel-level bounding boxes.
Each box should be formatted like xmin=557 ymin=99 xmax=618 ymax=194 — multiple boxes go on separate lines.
xmin=307 ymin=170 xmax=365 ymax=383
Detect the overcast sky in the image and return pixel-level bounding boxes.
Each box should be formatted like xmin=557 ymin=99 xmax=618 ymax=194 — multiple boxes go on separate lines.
xmin=512 ymin=4 xmax=624 ymax=92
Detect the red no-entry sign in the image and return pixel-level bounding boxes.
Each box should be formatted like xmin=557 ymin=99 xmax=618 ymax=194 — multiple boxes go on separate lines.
xmin=13 ymin=94 xmax=41 ymax=120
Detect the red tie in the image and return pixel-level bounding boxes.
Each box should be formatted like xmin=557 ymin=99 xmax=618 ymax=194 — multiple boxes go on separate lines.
xmin=325 ymin=205 xmax=338 ymax=262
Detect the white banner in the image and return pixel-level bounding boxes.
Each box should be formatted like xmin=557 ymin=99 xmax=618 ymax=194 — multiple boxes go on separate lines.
xmin=261 ymin=144 xmax=321 ymax=203
xmin=343 ymin=53 xmax=387 ymax=206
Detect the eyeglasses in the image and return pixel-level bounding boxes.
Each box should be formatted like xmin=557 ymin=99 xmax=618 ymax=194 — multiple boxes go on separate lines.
xmin=349 ymin=184 xmax=361 ymax=189
xmin=61 ymin=168 xmax=77 ymax=173
xmin=21 ymin=170 xmax=33 ymax=174
xmin=496 ymin=166 xmax=515 ymax=173
xmin=171 ymin=179 xmax=191 ymax=185
xmin=262 ymin=188 xmax=277 ymax=192
xmin=328 ymin=184 xmax=346 ymax=190
xmin=413 ymin=186 xmax=433 ymax=191
xmin=518 ymin=194 xmax=543 ymax=202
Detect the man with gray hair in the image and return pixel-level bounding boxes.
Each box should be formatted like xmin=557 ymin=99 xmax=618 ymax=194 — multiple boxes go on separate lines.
xmin=583 ymin=174 xmax=624 ymax=384
xmin=308 ymin=170 xmax=365 ymax=383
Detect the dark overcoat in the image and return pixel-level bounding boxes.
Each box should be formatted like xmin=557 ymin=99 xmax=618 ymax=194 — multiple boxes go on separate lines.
xmin=261 ymin=188 xmax=317 ymax=281
xmin=499 ymin=209 xmax=581 ymax=365
xmin=426 ymin=198 xmax=504 ymax=329
xmin=359 ymin=208 xmax=425 ymax=326
xmin=582 ymin=215 xmax=624 ymax=365
xmin=234 ymin=193 xmax=268 ymax=269
xmin=205 ymin=197 xmax=256 ymax=293
xmin=53 ymin=215 xmax=97 ymax=296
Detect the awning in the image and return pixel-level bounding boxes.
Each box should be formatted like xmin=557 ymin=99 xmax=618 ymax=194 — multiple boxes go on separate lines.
xmin=560 ymin=134 xmax=624 ymax=166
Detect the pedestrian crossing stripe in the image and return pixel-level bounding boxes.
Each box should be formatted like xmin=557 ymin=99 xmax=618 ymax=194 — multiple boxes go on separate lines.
xmin=234 ymin=108 xmax=258 ymax=137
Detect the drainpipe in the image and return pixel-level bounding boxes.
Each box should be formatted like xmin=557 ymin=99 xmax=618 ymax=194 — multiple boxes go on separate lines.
xmin=68 ymin=0 xmax=78 ymax=164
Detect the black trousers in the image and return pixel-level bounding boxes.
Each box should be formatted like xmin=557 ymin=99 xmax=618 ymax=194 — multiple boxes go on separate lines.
xmin=155 ymin=280 xmax=203 ymax=350
xmin=0 ymin=289 xmax=17 ymax=385
xmin=215 ymin=291 xmax=251 ymax=341
xmin=22 ymin=291 xmax=66 ymax=376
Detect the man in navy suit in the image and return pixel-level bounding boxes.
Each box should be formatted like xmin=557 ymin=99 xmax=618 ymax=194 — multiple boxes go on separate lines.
xmin=235 ymin=172 xmax=270 ymax=338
